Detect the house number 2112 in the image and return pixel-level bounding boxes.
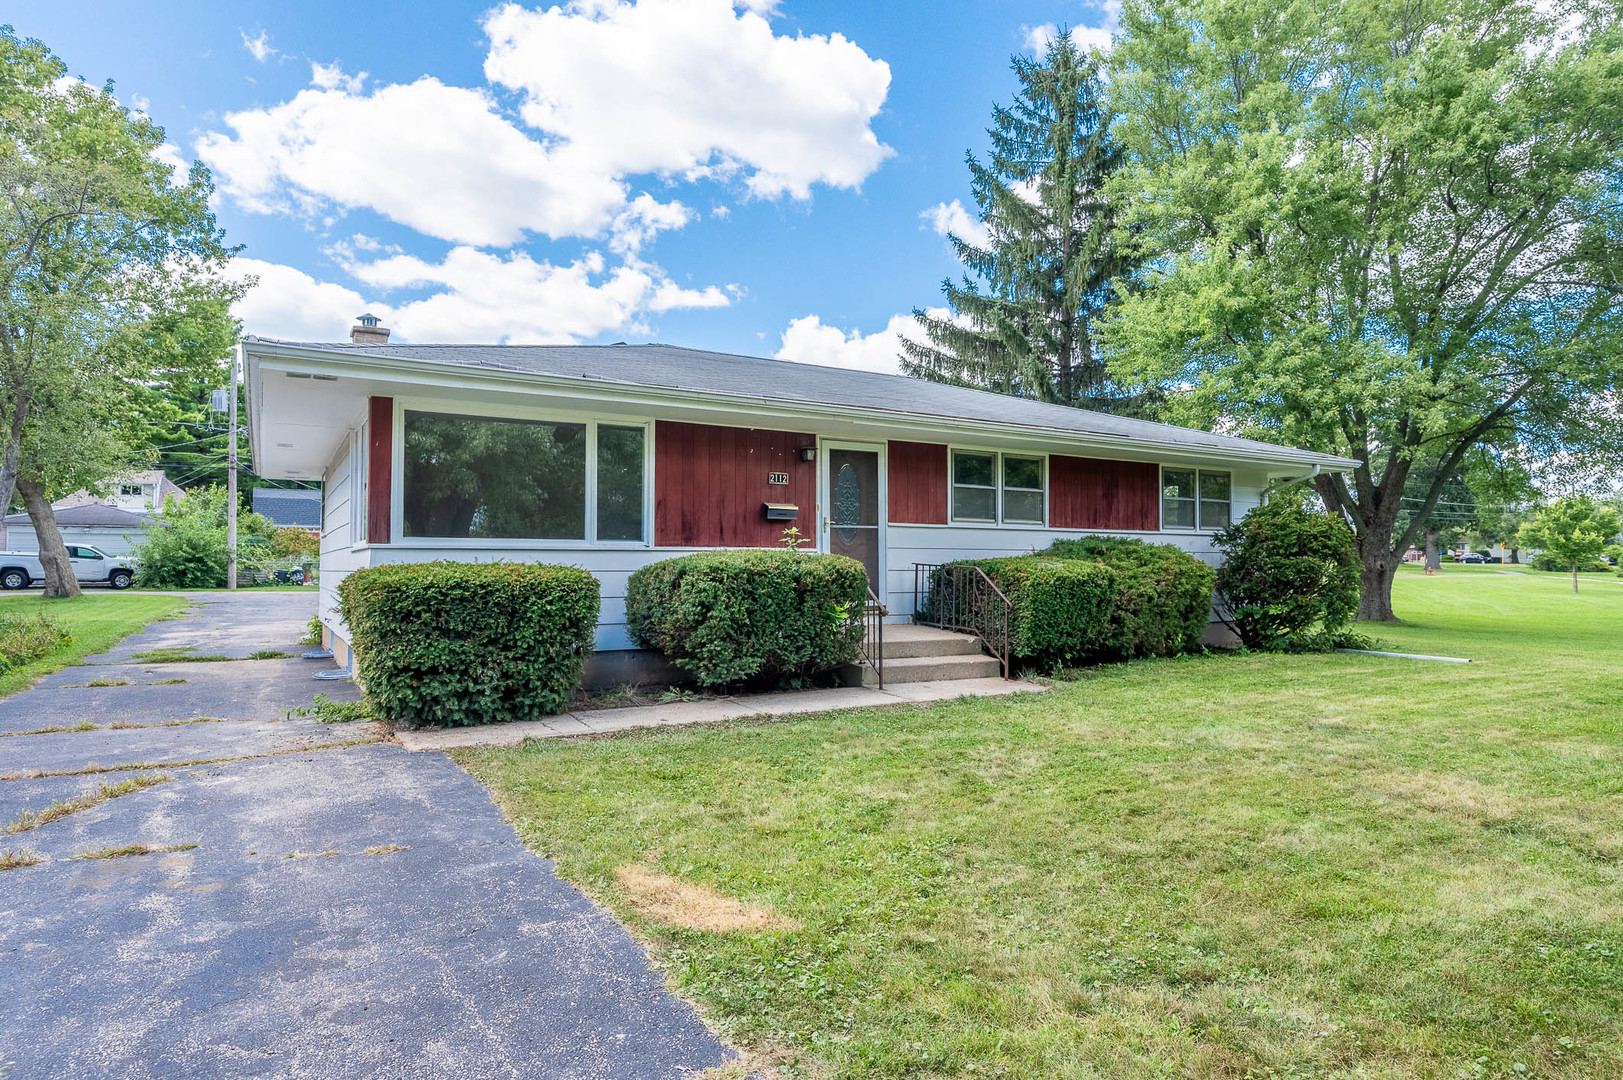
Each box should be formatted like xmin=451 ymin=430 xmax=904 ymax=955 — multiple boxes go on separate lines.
xmin=768 ymin=472 xmax=789 ymax=486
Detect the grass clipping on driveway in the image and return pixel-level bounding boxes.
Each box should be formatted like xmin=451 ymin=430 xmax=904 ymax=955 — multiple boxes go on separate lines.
xmin=463 ymin=569 xmax=1623 ymax=1080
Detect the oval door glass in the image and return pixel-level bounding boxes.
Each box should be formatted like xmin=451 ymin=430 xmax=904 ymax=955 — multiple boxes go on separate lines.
xmin=835 ymin=463 xmax=860 ymax=542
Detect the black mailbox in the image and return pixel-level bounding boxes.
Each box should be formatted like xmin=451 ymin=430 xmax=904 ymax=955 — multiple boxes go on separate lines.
xmin=763 ymin=502 xmax=798 ymax=521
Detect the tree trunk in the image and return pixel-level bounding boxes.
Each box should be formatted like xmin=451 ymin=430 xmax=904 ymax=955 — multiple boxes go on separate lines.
xmin=1571 ymin=561 xmax=1579 ymax=595
xmin=1424 ymin=529 xmax=1440 ymax=571
xmin=0 ymin=389 xmax=33 ymax=521
xmin=18 ymin=479 xmax=79 ymax=599
xmin=1357 ymin=549 xmax=1399 ymax=621
xmin=1510 ymin=546 xmax=1520 ymax=564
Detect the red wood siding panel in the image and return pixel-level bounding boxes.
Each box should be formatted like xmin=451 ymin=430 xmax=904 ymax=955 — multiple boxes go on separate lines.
xmin=887 ymin=441 xmax=948 ymax=524
xmin=655 ymin=421 xmax=816 ymax=547
xmin=367 ymin=396 xmax=392 ymax=544
xmin=1049 ymin=456 xmax=1160 ymax=531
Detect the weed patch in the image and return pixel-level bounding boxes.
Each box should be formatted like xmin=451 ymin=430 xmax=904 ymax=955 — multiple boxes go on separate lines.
xmin=247 ymin=649 xmax=293 ymax=660
xmin=1 ymin=848 xmax=43 ymax=870
xmin=71 ymin=842 xmax=196 ymax=860
xmin=0 ymin=722 xmax=98 ymax=737
xmin=0 ymin=738 xmax=380 ymax=780
xmin=4 ymin=773 xmax=172 ymax=834
xmin=130 ymin=648 xmax=232 ymax=664
xmin=284 ymin=693 xmax=372 ymax=723
xmin=149 ymin=677 xmax=187 ymax=685
xmin=362 ymin=844 xmax=409 ymax=855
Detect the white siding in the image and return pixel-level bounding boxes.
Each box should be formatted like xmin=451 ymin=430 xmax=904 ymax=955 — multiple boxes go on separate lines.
xmin=364 ymin=544 xmax=719 ymax=651
xmin=317 ymin=436 xmax=367 ymax=641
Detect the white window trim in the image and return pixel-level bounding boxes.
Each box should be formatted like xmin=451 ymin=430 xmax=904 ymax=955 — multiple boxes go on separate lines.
xmin=949 ymin=446 xmax=1049 ymax=527
xmin=1160 ymin=465 xmax=1230 ymax=532
xmin=388 ymin=397 xmax=655 ymax=548
xmin=1197 ymin=470 xmax=1233 ymax=531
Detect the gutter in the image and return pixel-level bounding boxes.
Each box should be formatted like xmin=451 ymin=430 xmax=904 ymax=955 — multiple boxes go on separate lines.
xmin=243 ymin=340 xmax=1363 ymax=474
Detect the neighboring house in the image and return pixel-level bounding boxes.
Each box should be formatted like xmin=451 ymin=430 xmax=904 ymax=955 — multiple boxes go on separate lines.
xmin=54 ymin=469 xmax=183 ymax=515
xmin=0 ymin=503 xmax=154 ymax=558
xmin=253 ymin=487 xmax=322 ymax=530
xmin=243 ymin=320 xmax=1357 ymax=678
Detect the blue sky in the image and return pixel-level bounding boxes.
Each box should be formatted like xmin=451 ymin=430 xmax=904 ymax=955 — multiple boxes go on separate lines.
xmin=10 ymin=0 xmax=1117 ymax=371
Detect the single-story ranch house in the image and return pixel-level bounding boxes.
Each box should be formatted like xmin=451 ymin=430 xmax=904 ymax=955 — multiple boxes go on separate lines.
xmin=244 ymin=319 xmax=1356 ymax=681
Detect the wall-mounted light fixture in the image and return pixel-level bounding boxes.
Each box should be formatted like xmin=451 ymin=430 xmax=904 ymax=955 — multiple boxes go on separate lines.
xmin=798 ymin=446 xmax=817 ymax=463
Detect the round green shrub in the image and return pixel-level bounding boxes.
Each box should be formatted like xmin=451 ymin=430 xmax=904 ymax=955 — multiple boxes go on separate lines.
xmin=337 ymin=561 xmax=600 ymax=726
xmin=1212 ymin=499 xmax=1360 ymax=649
xmin=626 ymin=550 xmax=868 ymax=688
xmin=1040 ymin=537 xmax=1216 ymax=657
xmin=946 ymin=557 xmax=1119 ymax=668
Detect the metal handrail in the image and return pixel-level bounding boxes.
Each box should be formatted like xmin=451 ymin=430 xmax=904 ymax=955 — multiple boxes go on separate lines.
xmin=859 ymin=585 xmax=886 ymax=689
xmin=912 ymin=562 xmax=1013 ymax=679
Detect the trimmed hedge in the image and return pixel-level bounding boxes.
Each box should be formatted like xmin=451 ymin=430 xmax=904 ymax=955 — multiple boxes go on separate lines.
xmin=1040 ymin=537 xmax=1216 ymax=658
xmin=948 ymin=557 xmax=1118 ymax=667
xmin=337 ymin=561 xmax=600 ymax=727
xmin=626 ymin=549 xmax=868 ymax=688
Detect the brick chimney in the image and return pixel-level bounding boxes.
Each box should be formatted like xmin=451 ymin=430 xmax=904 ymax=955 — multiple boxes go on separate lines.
xmin=350 ymin=313 xmax=390 ymax=345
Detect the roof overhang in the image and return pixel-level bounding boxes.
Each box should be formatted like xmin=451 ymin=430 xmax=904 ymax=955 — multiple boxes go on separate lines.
xmin=245 ymin=339 xmax=1361 ymax=480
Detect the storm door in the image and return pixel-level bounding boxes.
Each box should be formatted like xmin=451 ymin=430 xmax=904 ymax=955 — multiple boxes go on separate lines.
xmin=823 ymin=446 xmax=883 ymax=595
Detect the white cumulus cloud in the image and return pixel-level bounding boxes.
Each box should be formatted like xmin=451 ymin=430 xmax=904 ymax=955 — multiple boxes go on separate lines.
xmin=196 ymin=75 xmax=626 ymax=246
xmin=773 ymin=311 xmax=932 ymax=375
xmin=482 ymin=0 xmax=893 ymax=200
xmin=232 ymin=257 xmax=376 ymax=342
xmin=199 ymin=2 xmax=894 ymax=253
xmin=1023 ymin=23 xmax=1057 ymax=53
xmin=237 ymin=246 xmax=731 ymax=346
xmin=921 ymin=199 xmax=991 ymax=248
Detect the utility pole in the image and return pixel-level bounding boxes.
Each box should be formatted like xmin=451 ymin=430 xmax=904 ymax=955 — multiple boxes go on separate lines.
xmin=227 ymin=346 xmax=239 ymax=590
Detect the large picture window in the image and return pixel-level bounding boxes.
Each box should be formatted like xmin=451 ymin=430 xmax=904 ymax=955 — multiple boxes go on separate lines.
xmin=951 ymin=449 xmax=1047 ymax=526
xmin=402 ymin=411 xmax=648 ymax=542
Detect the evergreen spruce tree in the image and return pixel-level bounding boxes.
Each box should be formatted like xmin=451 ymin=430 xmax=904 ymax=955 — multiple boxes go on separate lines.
xmin=902 ymin=30 xmax=1144 ymax=413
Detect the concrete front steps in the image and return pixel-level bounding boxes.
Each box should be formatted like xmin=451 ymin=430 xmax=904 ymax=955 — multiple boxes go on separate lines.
xmin=847 ymin=623 xmax=1002 ymax=685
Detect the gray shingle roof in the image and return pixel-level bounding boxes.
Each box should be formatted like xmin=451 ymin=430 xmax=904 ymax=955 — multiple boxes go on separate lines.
xmin=252 ymin=488 xmax=322 ymax=528
xmin=3 ymin=503 xmax=152 ymax=527
xmin=246 ymin=339 xmax=1356 ymax=467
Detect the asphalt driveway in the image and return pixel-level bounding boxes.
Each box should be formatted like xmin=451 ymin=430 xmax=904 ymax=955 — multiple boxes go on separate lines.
xmin=0 ymin=591 xmax=732 ymax=1079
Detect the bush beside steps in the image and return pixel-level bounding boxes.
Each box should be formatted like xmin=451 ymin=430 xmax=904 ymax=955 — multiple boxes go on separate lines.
xmin=337 ymin=561 xmax=600 ymax=728
xmin=936 ymin=537 xmax=1216 ymax=670
xmin=626 ymin=549 xmax=868 ymax=689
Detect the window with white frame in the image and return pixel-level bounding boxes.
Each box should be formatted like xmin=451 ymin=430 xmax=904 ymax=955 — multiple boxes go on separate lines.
xmin=951 ymin=451 xmax=997 ymax=522
xmin=1162 ymin=468 xmax=1231 ymax=530
xmin=951 ymin=449 xmax=1047 ymax=525
xmin=401 ymin=410 xmax=647 ymax=542
xmin=1198 ymin=471 xmax=1232 ymax=529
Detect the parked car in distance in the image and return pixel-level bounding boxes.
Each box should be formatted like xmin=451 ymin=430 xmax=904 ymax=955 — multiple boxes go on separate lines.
xmin=1458 ymin=552 xmax=1487 ymax=564
xmin=0 ymin=545 xmax=136 ymax=590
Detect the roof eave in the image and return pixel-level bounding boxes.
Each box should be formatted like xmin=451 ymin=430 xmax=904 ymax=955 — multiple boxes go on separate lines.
xmin=241 ymin=339 xmax=1362 ymax=473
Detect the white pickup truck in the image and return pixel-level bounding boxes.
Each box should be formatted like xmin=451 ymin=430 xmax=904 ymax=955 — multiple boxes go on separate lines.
xmin=0 ymin=545 xmax=137 ymax=590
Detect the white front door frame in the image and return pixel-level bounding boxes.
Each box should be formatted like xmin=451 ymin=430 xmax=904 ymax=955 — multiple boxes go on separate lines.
xmin=818 ymin=439 xmax=888 ymax=599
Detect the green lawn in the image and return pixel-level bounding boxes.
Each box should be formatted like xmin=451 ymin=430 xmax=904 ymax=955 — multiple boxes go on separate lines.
xmin=462 ymin=571 xmax=1623 ymax=1080
xmin=0 ymin=592 xmax=190 ymax=699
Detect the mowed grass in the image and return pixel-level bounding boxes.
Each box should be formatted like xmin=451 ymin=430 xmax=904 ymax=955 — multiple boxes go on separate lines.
xmin=0 ymin=593 xmax=189 ymax=699
xmin=462 ymin=569 xmax=1623 ymax=1079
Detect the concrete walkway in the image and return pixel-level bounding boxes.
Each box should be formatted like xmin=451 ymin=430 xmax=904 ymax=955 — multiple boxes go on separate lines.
xmin=397 ymin=676 xmax=1049 ymax=751
xmin=0 ymin=592 xmax=732 ymax=1080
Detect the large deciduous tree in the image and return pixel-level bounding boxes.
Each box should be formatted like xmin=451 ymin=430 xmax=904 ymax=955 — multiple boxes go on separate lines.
xmin=1102 ymin=0 xmax=1623 ymax=619
xmin=0 ymin=27 xmax=239 ymax=595
xmin=903 ymin=30 xmax=1148 ymax=413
